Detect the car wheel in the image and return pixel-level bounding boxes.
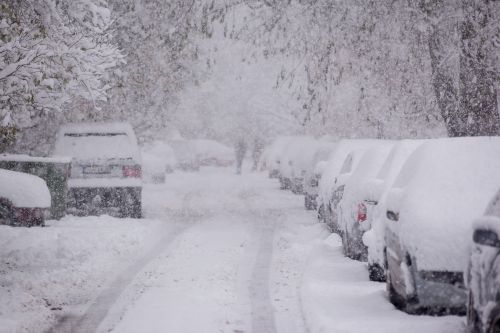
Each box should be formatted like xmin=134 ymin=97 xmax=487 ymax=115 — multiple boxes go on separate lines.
xmin=368 ymin=263 xmax=386 ymax=282
xmin=488 ymin=307 xmax=500 ymax=333
xmin=120 ymin=189 xmax=142 ymax=218
xmin=467 ymin=291 xmax=482 ymax=333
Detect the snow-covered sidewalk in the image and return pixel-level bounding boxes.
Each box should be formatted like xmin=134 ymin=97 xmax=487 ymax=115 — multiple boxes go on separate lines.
xmin=0 ymin=167 xmax=465 ymax=333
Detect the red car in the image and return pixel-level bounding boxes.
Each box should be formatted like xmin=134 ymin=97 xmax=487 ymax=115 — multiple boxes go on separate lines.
xmin=0 ymin=169 xmax=51 ymax=227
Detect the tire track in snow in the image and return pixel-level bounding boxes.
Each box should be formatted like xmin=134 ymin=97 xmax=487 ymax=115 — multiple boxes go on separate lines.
xmin=46 ymin=190 xmax=201 ymax=333
xmin=249 ymin=220 xmax=278 ymax=333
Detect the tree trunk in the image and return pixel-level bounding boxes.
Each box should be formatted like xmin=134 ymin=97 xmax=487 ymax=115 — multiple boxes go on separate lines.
xmin=460 ymin=0 xmax=500 ymax=136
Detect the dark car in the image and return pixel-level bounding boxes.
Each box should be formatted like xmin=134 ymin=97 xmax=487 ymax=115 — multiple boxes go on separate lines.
xmin=467 ymin=189 xmax=500 ymax=333
xmin=53 ymin=122 xmax=142 ymax=218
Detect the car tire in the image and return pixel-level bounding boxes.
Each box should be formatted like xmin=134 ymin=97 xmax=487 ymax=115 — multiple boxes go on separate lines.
xmin=487 ymin=307 xmax=500 ymax=333
xmin=467 ymin=291 xmax=482 ymax=333
xmin=120 ymin=189 xmax=142 ymax=218
xmin=368 ymin=263 xmax=386 ymax=282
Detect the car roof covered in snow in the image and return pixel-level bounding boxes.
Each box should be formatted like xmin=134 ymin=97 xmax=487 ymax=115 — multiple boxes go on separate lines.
xmin=385 ymin=137 xmax=500 ymax=272
xmin=53 ymin=122 xmax=140 ymax=161
xmin=262 ymin=136 xmax=297 ymax=170
xmin=0 ymin=169 xmax=51 ymax=208
xmin=317 ymin=139 xmax=384 ymax=205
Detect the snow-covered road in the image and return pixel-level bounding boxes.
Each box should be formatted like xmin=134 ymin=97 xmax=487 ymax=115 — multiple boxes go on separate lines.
xmin=1 ymin=167 xmax=464 ymax=333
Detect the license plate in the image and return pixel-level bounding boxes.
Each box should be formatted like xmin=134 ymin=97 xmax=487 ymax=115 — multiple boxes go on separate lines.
xmin=83 ymin=165 xmax=111 ymax=174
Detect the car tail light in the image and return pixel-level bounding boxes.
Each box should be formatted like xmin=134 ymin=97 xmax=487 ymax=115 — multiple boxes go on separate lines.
xmin=123 ymin=165 xmax=142 ymax=178
xmin=357 ymin=202 xmax=367 ymax=222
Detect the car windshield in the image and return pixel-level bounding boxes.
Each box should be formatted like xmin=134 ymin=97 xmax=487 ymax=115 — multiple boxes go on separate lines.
xmin=56 ymin=132 xmax=135 ymax=160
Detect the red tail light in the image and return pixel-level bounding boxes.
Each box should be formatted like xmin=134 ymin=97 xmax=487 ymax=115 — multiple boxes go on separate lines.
xmin=123 ymin=165 xmax=142 ymax=178
xmin=357 ymin=202 xmax=367 ymax=222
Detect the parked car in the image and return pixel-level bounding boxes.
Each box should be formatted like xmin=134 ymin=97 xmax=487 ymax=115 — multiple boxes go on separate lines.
xmin=278 ymin=136 xmax=314 ymax=191
xmin=260 ymin=136 xmax=294 ymax=178
xmin=141 ymin=141 xmax=177 ymax=184
xmin=0 ymin=154 xmax=71 ymax=219
xmin=170 ymin=139 xmax=200 ymax=171
xmin=361 ymin=140 xmax=423 ymax=281
xmin=317 ymin=139 xmax=381 ymax=233
xmin=467 ymin=189 xmax=500 ymax=333
xmin=53 ymin=122 xmax=142 ymax=218
xmin=384 ymin=137 xmax=500 ymax=315
xmin=338 ymin=142 xmax=394 ymax=261
xmin=0 ymin=169 xmax=51 ymax=227
xmin=191 ymin=139 xmax=234 ymax=167
xmin=288 ymin=138 xmax=322 ymax=195
xmin=303 ymin=142 xmax=337 ymax=209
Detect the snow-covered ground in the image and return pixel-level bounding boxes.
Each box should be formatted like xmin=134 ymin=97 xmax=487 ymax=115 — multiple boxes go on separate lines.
xmin=0 ymin=166 xmax=464 ymax=333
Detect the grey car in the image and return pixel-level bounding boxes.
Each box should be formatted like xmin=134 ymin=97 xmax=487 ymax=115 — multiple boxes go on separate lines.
xmin=53 ymin=122 xmax=142 ymax=218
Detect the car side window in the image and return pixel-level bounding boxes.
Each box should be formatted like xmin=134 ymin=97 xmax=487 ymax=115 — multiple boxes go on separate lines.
xmin=340 ymin=154 xmax=353 ymax=174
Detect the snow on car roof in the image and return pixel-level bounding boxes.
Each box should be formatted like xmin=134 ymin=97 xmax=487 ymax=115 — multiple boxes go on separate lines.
xmin=0 ymin=169 xmax=51 ymax=208
xmin=57 ymin=122 xmax=136 ymax=135
xmin=386 ymin=137 xmax=500 ymax=272
xmin=263 ymin=136 xmax=296 ymax=169
xmin=279 ymin=136 xmax=316 ymax=178
xmin=53 ymin=122 xmax=140 ymax=161
xmin=0 ymin=154 xmax=72 ymax=164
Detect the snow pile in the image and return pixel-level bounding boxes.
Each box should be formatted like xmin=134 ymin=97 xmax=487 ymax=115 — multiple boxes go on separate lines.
xmin=300 ymin=234 xmax=463 ymax=333
xmin=0 ymin=216 xmax=165 ymax=333
xmin=53 ymin=122 xmax=140 ymax=162
xmin=386 ymin=137 xmax=500 ymax=271
xmin=362 ymin=140 xmax=424 ymax=268
xmin=0 ymin=169 xmax=51 ymax=208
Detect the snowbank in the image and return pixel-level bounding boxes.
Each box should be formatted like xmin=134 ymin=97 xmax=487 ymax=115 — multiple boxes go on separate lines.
xmin=386 ymin=137 xmax=500 ymax=271
xmin=0 ymin=169 xmax=51 ymax=208
xmin=0 ymin=215 xmax=165 ymax=333
xmin=300 ymin=234 xmax=463 ymax=333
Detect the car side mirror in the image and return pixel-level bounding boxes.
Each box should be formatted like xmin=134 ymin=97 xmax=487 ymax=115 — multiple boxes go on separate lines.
xmin=473 ymin=229 xmax=500 ymax=248
xmin=386 ymin=210 xmax=399 ymax=222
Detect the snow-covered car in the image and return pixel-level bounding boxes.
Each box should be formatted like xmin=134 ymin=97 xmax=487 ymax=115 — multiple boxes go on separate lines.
xmin=141 ymin=141 xmax=177 ymax=183
xmin=278 ymin=136 xmax=315 ymax=191
xmin=384 ymin=137 xmax=500 ymax=315
xmin=302 ymin=142 xmax=336 ymax=207
xmin=191 ymin=139 xmax=234 ymax=167
xmin=170 ymin=140 xmax=200 ymax=171
xmin=338 ymin=142 xmax=394 ymax=261
xmin=361 ymin=140 xmax=423 ymax=281
xmin=467 ymin=189 xmax=500 ymax=333
xmin=317 ymin=139 xmax=381 ymax=233
xmin=260 ymin=136 xmax=294 ymax=178
xmin=0 ymin=169 xmax=51 ymax=227
xmin=53 ymin=122 xmax=142 ymax=218
xmin=288 ymin=138 xmax=323 ymax=194
xmin=303 ymin=144 xmax=335 ymax=210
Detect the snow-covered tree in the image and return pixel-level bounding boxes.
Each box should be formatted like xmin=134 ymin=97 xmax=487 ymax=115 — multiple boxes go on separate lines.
xmin=0 ymin=0 xmax=123 ymax=153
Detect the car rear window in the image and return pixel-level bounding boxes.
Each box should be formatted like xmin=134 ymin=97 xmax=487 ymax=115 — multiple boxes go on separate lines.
xmin=57 ymin=132 xmax=136 ymax=160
